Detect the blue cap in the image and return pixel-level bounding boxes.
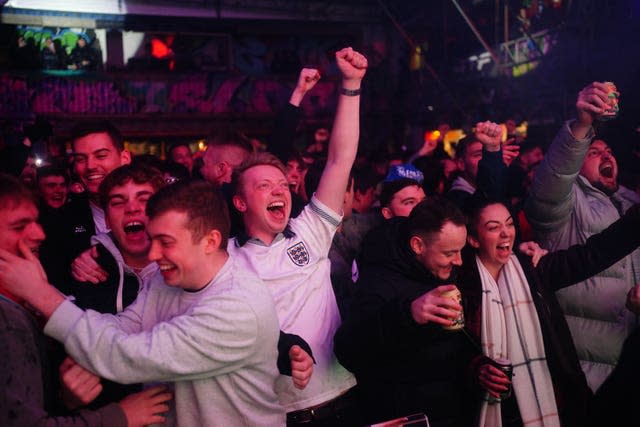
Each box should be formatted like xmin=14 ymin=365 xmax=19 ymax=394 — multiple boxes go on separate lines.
xmin=385 ymin=163 xmax=424 ymax=183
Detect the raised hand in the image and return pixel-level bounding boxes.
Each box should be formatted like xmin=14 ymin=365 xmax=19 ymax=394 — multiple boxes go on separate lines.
xmin=290 ymin=68 xmax=321 ymax=107
xmin=335 ymin=47 xmax=368 ymax=85
xmin=502 ymin=138 xmax=520 ymax=167
xmin=475 ymin=121 xmax=502 ymax=151
xmin=296 ymin=68 xmax=321 ymax=94
xmin=576 ymin=82 xmax=613 ymax=127
xmin=410 ymin=284 xmax=462 ymax=326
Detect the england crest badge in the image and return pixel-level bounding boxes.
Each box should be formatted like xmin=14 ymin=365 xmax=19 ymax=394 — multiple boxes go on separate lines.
xmin=287 ymin=242 xmax=310 ymax=266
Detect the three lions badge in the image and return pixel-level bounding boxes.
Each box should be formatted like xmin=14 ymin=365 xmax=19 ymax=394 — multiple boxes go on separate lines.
xmin=287 ymin=242 xmax=310 ymax=266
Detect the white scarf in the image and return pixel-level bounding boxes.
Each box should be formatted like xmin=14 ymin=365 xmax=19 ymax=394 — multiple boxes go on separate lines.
xmin=476 ymin=254 xmax=560 ymax=427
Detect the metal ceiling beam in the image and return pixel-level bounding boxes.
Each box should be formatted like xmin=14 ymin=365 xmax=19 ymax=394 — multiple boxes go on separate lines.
xmin=450 ymin=0 xmax=503 ymax=70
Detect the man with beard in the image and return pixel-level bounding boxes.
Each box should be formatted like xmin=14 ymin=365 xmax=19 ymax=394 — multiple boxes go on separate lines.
xmin=524 ymin=81 xmax=640 ymax=392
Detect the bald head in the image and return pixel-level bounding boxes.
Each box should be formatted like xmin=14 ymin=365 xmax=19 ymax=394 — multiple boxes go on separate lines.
xmin=201 ymin=144 xmax=251 ymax=186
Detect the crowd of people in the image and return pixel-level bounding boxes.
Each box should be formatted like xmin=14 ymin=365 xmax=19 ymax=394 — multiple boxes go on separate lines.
xmin=13 ymin=34 xmax=99 ymax=71
xmin=0 ymin=47 xmax=639 ymax=427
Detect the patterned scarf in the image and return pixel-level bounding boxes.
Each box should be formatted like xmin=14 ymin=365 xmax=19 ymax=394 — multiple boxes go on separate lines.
xmin=476 ymin=254 xmax=560 ymax=427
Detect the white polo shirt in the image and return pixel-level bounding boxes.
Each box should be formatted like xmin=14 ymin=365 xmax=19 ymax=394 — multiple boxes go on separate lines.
xmin=228 ymin=196 xmax=357 ymax=412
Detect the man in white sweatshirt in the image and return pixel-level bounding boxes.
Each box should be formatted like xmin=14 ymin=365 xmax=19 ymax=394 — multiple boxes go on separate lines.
xmin=0 ymin=179 xmax=286 ymax=426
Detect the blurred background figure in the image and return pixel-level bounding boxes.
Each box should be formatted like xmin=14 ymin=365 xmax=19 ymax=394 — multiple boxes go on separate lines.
xmin=167 ymin=142 xmax=195 ymax=176
xmin=69 ymin=35 xmax=97 ymax=71
xmin=36 ymin=165 xmax=68 ymax=210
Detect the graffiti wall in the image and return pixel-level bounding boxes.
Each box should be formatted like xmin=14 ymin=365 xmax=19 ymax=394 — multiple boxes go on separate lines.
xmin=0 ymin=72 xmax=340 ymax=116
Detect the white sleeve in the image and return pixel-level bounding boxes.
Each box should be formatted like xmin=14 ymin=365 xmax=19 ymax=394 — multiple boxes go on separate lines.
xmin=44 ymin=295 xmax=261 ymax=384
xmin=290 ymin=196 xmax=342 ymax=255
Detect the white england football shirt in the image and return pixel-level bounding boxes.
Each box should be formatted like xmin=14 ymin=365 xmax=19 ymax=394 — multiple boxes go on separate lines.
xmin=228 ymin=196 xmax=356 ymax=411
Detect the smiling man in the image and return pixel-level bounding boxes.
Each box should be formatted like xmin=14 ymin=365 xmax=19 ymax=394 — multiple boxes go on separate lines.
xmin=380 ymin=178 xmax=426 ymax=220
xmin=0 ymin=173 xmax=171 ymax=427
xmin=67 ymin=164 xmax=312 ymax=407
xmin=71 ymin=121 xmax=132 ymax=223
xmin=0 ymin=179 xmax=286 ymax=426
xmin=39 ymin=121 xmax=131 ymax=292
xmin=65 ymin=163 xmax=164 ymax=409
xmin=71 ymin=163 xmax=164 ymax=316
xmin=334 ymin=197 xmax=475 ymax=426
xmin=37 ymin=166 xmax=69 ymax=210
xmin=229 ymin=47 xmax=367 ymax=426
xmin=36 ymin=166 xmax=72 ymax=294
xmin=525 ymin=82 xmax=640 ymax=392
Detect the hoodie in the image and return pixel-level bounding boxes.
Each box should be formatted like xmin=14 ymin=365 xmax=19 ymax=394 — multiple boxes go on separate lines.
xmin=69 ymin=232 xmax=155 ymax=408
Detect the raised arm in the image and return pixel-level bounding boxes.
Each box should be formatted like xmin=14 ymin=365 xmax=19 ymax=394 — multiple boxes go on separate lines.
xmin=535 ymin=203 xmax=640 ymax=291
xmin=269 ymin=68 xmax=321 ymax=163
xmin=289 ymin=68 xmax=321 ymax=107
xmin=315 ymin=47 xmax=367 ymax=213
xmin=475 ymin=121 xmax=509 ymax=202
xmin=525 ymin=82 xmax=611 ymax=231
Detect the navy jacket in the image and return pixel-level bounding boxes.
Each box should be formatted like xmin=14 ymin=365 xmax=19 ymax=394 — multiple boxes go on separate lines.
xmin=335 ymin=218 xmax=476 ymax=427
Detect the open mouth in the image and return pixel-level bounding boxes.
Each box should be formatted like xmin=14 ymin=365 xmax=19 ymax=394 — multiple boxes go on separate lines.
xmin=124 ymin=221 xmax=145 ymax=234
xmin=267 ymin=201 xmax=286 ymax=219
xmin=496 ymin=242 xmax=511 ymax=255
xmin=123 ymin=221 xmax=148 ymax=241
xmin=158 ymin=263 xmax=177 ymax=279
xmin=600 ymin=163 xmax=614 ymax=178
xmin=86 ymin=173 xmax=104 ymax=183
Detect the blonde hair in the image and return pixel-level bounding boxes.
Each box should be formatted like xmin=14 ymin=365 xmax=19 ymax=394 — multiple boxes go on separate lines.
xmin=231 ymin=152 xmax=287 ymax=196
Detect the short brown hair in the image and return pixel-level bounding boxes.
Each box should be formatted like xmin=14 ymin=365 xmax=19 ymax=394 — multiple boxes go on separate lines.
xmin=99 ymin=163 xmax=165 ymax=210
xmin=71 ymin=120 xmax=124 ymax=152
xmin=146 ymin=180 xmax=230 ymax=248
xmin=36 ymin=165 xmax=70 ymax=185
xmin=231 ymin=152 xmax=287 ymax=196
xmin=379 ymin=178 xmax=421 ymax=208
xmin=0 ymin=172 xmax=37 ymax=210
xmin=206 ymin=128 xmax=253 ymax=153
xmin=408 ymin=197 xmax=466 ymax=245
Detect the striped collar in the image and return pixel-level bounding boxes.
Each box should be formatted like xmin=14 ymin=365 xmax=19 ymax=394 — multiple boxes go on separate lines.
xmin=235 ymin=225 xmax=296 ymax=247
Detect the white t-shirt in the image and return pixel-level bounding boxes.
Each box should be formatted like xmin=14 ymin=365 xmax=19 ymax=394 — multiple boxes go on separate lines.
xmin=229 ymin=196 xmax=357 ymax=411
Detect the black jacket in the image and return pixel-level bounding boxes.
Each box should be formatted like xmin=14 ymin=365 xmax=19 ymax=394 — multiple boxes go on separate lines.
xmin=70 ymin=239 xmax=143 ymax=409
xmin=335 ymin=218 xmax=476 ymax=427
xmin=459 ymin=203 xmax=640 ymax=427
xmin=39 ymin=194 xmax=95 ymax=294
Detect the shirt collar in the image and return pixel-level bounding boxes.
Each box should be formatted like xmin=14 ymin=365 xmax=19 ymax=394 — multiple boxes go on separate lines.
xmin=235 ymin=224 xmax=296 ymax=247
